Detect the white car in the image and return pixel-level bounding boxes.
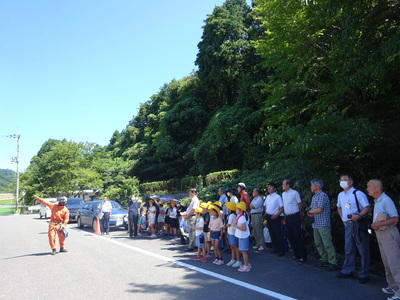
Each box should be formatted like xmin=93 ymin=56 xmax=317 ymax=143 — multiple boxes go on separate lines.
xmin=39 ymin=198 xmax=57 ymax=219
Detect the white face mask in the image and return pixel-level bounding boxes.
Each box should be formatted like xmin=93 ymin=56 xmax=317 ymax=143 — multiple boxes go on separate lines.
xmin=340 ymin=181 xmax=349 ymax=189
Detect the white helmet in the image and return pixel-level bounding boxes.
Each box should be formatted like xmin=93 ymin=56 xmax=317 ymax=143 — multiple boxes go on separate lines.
xmin=237 ymin=182 xmax=246 ymax=189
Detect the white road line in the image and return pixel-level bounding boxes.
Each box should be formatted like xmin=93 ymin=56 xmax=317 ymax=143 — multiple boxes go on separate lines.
xmin=72 ymin=228 xmax=297 ymax=300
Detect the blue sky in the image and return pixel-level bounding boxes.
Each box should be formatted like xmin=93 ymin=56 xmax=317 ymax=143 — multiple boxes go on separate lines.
xmin=0 ymin=0 xmax=230 ymax=171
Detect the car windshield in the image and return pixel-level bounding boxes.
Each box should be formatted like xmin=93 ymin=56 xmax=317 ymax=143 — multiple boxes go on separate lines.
xmin=94 ymin=201 xmax=122 ymax=210
xmin=67 ymin=199 xmax=84 ymax=205
xmin=111 ymin=202 xmax=122 ymax=209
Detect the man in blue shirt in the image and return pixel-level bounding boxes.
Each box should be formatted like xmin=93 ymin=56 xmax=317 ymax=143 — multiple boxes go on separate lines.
xmin=367 ymin=179 xmax=400 ymax=300
xmin=218 ymin=187 xmax=228 ymax=215
xmin=336 ymin=174 xmax=371 ymax=283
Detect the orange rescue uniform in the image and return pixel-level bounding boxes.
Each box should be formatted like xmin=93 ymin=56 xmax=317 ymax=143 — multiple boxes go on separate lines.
xmin=36 ymin=197 xmax=69 ymax=250
xmin=239 ymin=190 xmax=250 ymax=212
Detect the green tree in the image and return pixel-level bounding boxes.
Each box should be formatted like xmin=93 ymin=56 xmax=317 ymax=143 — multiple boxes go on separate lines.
xmin=253 ymin=0 xmax=400 ymax=188
xmin=196 ymin=0 xmax=253 ymax=109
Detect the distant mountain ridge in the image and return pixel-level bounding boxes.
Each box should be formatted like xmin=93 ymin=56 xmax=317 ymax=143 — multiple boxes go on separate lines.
xmin=0 ymin=169 xmax=15 ymax=192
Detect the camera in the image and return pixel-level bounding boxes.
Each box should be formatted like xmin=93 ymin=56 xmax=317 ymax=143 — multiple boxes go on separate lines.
xmin=347 ymin=214 xmax=353 ymax=219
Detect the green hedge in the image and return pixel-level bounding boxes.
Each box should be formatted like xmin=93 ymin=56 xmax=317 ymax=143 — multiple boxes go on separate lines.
xmin=139 ymin=170 xmax=241 ymax=196
xmin=204 ymin=169 xmax=240 ymax=186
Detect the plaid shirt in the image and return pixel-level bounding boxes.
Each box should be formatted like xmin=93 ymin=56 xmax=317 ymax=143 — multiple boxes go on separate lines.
xmin=310 ymin=191 xmax=331 ymax=228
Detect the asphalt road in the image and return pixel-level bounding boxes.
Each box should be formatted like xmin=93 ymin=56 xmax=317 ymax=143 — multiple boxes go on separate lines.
xmin=0 ymin=215 xmax=388 ymax=300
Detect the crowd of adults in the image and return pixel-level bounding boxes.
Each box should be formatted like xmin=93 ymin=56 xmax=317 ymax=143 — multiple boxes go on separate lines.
xmin=127 ymin=174 xmax=400 ymax=300
xmin=34 ymin=173 xmax=400 ymax=300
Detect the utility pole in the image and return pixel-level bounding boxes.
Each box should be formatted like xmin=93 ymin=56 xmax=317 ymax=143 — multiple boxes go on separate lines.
xmin=8 ymin=132 xmax=21 ymax=214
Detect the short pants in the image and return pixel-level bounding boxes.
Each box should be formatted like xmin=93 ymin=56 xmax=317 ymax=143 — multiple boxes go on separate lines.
xmin=238 ymin=237 xmax=249 ymax=251
xmin=211 ymin=231 xmax=221 ymax=240
xmin=228 ymin=233 xmax=238 ymax=245
xmin=196 ymin=233 xmax=205 ymax=248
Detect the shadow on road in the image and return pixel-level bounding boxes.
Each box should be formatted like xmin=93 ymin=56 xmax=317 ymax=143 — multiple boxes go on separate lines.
xmin=3 ymin=252 xmax=51 ymax=259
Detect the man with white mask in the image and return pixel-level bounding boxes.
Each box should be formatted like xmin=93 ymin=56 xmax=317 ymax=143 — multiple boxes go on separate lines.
xmin=336 ymin=174 xmax=371 ymax=284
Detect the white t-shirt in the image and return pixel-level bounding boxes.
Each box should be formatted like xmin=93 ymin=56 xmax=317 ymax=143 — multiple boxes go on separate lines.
xmin=149 ymin=206 xmax=156 ymax=218
xmin=195 ymin=217 xmax=204 ymax=236
xmin=264 ymin=193 xmax=284 ymax=215
xmin=169 ymin=207 xmax=177 ymax=218
xmin=234 ymin=214 xmax=250 ymax=239
xmin=227 ymin=213 xmax=236 ymax=235
xmin=282 ymin=189 xmax=301 ymax=215
xmin=230 ymin=195 xmax=239 ymax=204
xmin=186 ymin=196 xmax=200 ymax=215
xmin=100 ymin=201 xmax=112 ymax=213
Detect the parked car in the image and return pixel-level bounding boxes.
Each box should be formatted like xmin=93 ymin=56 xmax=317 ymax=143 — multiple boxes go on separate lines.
xmin=39 ymin=198 xmax=57 ymax=219
xmin=76 ymin=200 xmax=128 ymax=230
xmin=66 ymin=198 xmax=85 ymax=222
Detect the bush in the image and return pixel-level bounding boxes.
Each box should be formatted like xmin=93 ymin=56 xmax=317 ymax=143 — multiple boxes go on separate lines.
xmin=204 ymin=170 xmax=240 ymax=186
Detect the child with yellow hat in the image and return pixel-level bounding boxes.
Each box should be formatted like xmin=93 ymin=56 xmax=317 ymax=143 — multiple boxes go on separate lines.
xmin=191 ymin=207 xmax=207 ymax=262
xmin=225 ymin=202 xmax=241 ymax=267
xmin=208 ymin=205 xmax=224 ymax=265
xmin=168 ymin=201 xmax=179 ymax=237
xmin=200 ymin=202 xmax=211 ymax=257
xmin=233 ymin=201 xmax=251 ymax=272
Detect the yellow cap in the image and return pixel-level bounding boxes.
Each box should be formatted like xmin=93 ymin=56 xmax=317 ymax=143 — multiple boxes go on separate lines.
xmin=214 ymin=201 xmax=222 ymax=208
xmin=195 ymin=207 xmax=204 ymax=214
xmin=208 ymin=205 xmax=220 ymax=215
xmin=200 ymin=202 xmax=208 ymax=209
xmin=225 ymin=202 xmax=236 ymax=212
xmin=236 ymin=201 xmax=247 ymax=211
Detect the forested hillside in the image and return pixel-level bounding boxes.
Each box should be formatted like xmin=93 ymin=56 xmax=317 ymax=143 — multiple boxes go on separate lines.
xmin=0 ymin=169 xmax=15 ymax=193
xmin=108 ymin=0 xmax=400 ymax=188
xmin=20 ymin=0 xmax=400 ymax=203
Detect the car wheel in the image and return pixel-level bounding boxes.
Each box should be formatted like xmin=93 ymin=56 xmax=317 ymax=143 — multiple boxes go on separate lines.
xmin=77 ymin=217 xmax=84 ymax=228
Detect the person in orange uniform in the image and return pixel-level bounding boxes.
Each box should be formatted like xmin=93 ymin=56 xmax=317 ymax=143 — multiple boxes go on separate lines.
xmin=34 ymin=195 xmax=70 ymax=255
xmin=237 ymin=183 xmax=250 ymax=212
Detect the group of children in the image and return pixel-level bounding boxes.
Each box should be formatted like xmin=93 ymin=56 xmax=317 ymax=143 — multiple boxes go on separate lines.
xmin=191 ymin=201 xmax=252 ymax=272
xmin=139 ymin=198 xmax=252 ymax=272
xmin=145 ymin=199 xmax=181 ymax=238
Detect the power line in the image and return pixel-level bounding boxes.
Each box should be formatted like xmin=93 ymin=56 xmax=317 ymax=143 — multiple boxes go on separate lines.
xmin=30 ymin=163 xmax=51 ymax=198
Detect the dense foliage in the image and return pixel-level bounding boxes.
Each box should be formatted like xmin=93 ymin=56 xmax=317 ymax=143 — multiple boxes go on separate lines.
xmin=21 ymin=0 xmax=399 ymax=204
xmin=0 ymin=169 xmax=15 ymax=193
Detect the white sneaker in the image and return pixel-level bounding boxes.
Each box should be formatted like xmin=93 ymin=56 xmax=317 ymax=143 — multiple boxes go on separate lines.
xmin=213 ymin=258 xmax=219 ymax=264
xmin=252 ymin=245 xmax=259 ymax=249
xmin=231 ymin=261 xmax=242 ymax=268
xmin=258 ymin=246 xmax=265 ymax=251
xmin=226 ymin=260 xmax=236 ymax=266
xmin=382 ymin=288 xmax=395 ymax=295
